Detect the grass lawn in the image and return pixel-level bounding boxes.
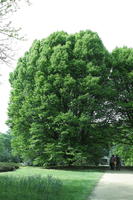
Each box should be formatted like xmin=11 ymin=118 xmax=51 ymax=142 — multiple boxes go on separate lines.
xmin=0 ymin=167 xmax=104 ymax=200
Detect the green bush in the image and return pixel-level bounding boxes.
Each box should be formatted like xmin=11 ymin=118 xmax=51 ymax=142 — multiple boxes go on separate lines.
xmin=0 ymin=162 xmax=19 ymax=172
xmin=0 ymin=175 xmax=63 ymax=200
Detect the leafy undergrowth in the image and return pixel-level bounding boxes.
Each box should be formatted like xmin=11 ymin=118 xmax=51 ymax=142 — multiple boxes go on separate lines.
xmin=0 ymin=167 xmax=103 ymax=200
xmin=0 ymin=162 xmax=19 ymax=172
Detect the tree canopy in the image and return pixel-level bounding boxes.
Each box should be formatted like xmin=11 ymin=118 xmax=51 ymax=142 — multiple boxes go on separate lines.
xmin=8 ymin=30 xmax=133 ymax=166
xmin=110 ymin=47 xmax=133 ymax=145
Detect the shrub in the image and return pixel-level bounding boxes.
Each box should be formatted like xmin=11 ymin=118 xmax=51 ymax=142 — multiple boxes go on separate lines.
xmin=0 ymin=162 xmax=19 ymax=172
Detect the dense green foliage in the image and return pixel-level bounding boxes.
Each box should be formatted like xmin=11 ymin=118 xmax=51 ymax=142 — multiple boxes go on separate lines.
xmin=0 ymin=133 xmax=11 ymax=162
xmin=8 ymin=30 xmax=111 ymax=166
xmin=0 ymin=162 xmax=19 ymax=172
xmin=0 ymin=167 xmax=103 ymax=200
xmin=113 ymin=144 xmax=133 ymax=166
xmin=8 ymin=30 xmax=133 ymax=166
xmin=0 ymin=133 xmax=12 ymax=161
xmin=0 ymin=133 xmax=20 ymax=162
xmin=107 ymin=47 xmax=133 ymax=166
xmin=110 ymin=47 xmax=133 ymax=145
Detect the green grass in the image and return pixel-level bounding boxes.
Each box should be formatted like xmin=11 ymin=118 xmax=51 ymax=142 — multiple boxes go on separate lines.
xmin=0 ymin=174 xmax=62 ymax=200
xmin=0 ymin=167 xmax=104 ymax=200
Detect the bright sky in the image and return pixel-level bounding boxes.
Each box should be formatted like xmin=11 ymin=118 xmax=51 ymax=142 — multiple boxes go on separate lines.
xmin=1 ymin=0 xmax=133 ymax=132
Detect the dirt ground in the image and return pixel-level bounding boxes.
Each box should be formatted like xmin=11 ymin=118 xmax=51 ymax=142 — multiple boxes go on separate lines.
xmin=89 ymin=170 xmax=133 ymax=200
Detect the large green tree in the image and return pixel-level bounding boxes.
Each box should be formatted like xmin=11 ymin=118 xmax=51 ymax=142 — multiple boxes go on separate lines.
xmin=8 ymin=30 xmax=112 ymax=166
xmin=110 ymin=47 xmax=133 ymax=145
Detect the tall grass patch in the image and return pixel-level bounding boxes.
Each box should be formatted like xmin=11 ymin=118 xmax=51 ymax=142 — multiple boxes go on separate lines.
xmin=0 ymin=175 xmax=63 ymax=200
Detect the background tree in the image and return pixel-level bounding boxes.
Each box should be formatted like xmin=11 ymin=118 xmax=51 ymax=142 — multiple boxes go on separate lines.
xmin=0 ymin=132 xmax=18 ymax=162
xmin=112 ymin=144 xmax=133 ymax=166
xmin=110 ymin=47 xmax=133 ymax=145
xmin=8 ymin=30 xmax=111 ymax=166
xmin=0 ymin=0 xmax=30 ymax=64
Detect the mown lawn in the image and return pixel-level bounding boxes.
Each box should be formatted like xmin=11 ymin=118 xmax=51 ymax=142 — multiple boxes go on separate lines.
xmin=0 ymin=167 xmax=103 ymax=200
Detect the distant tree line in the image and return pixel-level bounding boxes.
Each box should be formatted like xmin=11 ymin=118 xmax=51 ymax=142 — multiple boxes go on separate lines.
xmin=0 ymin=132 xmax=19 ymax=162
xmin=7 ymin=30 xmax=133 ymax=167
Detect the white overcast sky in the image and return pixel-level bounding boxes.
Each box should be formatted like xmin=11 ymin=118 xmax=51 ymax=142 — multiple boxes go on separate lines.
xmin=0 ymin=0 xmax=133 ymax=132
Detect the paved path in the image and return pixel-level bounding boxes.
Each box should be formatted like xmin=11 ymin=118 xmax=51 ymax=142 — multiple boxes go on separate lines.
xmin=89 ymin=170 xmax=133 ymax=200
